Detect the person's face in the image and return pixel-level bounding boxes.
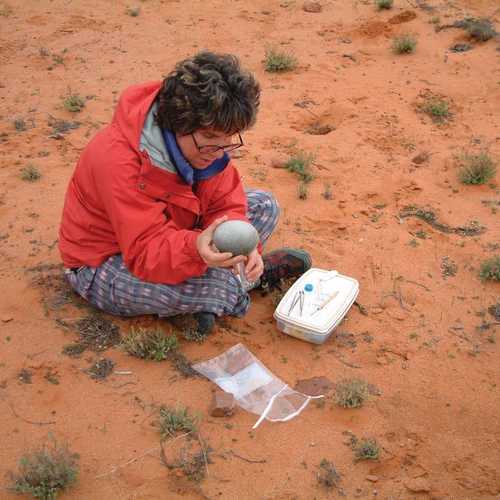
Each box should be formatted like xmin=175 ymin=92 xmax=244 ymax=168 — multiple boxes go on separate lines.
xmin=176 ymin=127 xmax=241 ymax=170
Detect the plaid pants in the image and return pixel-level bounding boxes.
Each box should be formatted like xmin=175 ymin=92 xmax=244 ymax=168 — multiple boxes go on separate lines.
xmin=66 ymin=190 xmax=280 ymax=318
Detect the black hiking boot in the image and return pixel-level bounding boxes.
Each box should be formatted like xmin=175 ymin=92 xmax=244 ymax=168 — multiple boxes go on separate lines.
xmin=259 ymin=248 xmax=312 ymax=292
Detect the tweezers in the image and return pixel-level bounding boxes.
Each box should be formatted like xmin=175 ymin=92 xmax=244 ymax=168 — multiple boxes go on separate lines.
xmin=288 ymin=290 xmax=304 ymax=316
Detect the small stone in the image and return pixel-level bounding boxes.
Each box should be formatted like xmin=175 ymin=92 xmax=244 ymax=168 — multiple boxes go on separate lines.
xmin=208 ymin=391 xmax=235 ymax=417
xmin=366 ymin=475 xmax=379 ymax=482
xmin=1 ymin=316 xmax=14 ymax=322
xmin=231 ymin=150 xmax=242 ymax=159
xmin=412 ymin=151 xmax=430 ymax=164
xmin=311 ymin=442 xmax=316 ymax=447
xmin=377 ymin=357 xmax=388 ymax=365
xmin=271 ymin=155 xmax=289 ymax=168
xmin=303 ymin=1 xmax=322 ymax=12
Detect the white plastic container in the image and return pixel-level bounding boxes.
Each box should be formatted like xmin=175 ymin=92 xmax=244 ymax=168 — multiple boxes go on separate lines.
xmin=273 ymin=268 xmax=359 ymax=344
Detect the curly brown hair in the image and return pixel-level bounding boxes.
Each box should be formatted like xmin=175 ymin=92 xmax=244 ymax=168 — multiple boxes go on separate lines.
xmin=156 ymin=51 xmax=260 ymax=136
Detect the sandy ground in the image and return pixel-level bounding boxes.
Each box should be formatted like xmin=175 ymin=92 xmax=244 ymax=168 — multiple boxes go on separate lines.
xmin=1 ymin=0 xmax=500 ymax=498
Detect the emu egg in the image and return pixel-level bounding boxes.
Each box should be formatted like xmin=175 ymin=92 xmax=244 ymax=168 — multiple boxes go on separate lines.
xmin=213 ymin=220 xmax=259 ymax=256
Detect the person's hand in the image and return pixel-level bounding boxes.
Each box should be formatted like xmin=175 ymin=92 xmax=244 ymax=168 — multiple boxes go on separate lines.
xmin=196 ymin=216 xmax=246 ymax=269
xmin=234 ymin=248 xmax=263 ymax=283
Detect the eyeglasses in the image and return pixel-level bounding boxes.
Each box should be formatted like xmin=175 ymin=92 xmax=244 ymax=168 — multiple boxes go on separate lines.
xmin=190 ymin=133 xmax=244 ymax=154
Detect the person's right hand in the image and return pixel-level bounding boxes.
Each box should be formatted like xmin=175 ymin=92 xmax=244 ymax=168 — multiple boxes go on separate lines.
xmin=196 ymin=216 xmax=246 ymax=269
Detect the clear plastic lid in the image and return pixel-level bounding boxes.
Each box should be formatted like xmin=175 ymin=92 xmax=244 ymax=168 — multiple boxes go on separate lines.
xmin=274 ymin=268 xmax=359 ymax=334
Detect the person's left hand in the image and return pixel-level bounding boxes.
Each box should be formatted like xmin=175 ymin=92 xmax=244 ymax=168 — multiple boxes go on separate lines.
xmin=235 ymin=248 xmax=263 ymax=283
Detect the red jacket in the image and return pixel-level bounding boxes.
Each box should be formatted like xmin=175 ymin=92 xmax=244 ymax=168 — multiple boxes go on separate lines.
xmin=59 ymin=81 xmax=252 ymax=285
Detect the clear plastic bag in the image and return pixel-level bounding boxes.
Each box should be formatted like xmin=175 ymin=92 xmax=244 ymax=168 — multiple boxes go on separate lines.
xmin=192 ymin=343 xmax=323 ymax=428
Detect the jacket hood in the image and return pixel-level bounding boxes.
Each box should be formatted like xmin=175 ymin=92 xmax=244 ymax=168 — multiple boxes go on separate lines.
xmin=112 ymin=81 xmax=162 ymax=151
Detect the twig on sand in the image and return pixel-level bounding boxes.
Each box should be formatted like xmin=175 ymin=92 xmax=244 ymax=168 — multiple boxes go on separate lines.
xmin=227 ymin=448 xmax=267 ymax=463
xmin=9 ymin=402 xmax=56 ymax=426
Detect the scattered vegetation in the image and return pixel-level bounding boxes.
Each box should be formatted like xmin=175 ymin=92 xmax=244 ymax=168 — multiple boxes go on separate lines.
xmin=321 ymin=183 xmax=333 ymax=199
xmin=125 ymin=7 xmax=141 ymax=16
xmin=316 ymin=458 xmax=343 ymax=492
xmin=13 ymin=118 xmax=27 ymax=131
xmin=331 ymin=374 xmax=370 ymax=408
xmin=60 ymin=308 xmax=121 ymax=355
xmin=436 ymin=18 xmax=499 ymax=41
xmin=400 ymin=205 xmax=487 ymax=236
xmin=466 ymin=18 xmax=498 ymax=41
xmin=120 ymin=326 xmax=178 ymax=361
xmin=157 ymin=406 xmax=197 ymax=439
xmin=295 ymin=181 xmax=309 ymax=199
xmin=87 ymin=357 xmax=115 ymax=380
xmin=479 ymin=256 xmax=500 ymax=282
xmin=263 ymin=43 xmax=298 ymax=72
xmin=0 ymin=3 xmax=12 ymax=17
xmin=457 ymin=151 xmax=497 ymax=185
xmin=62 ymin=90 xmax=85 ymax=112
xmin=374 ymin=0 xmax=393 ymax=11
xmin=267 ymin=278 xmax=294 ymax=306
xmin=21 ymin=164 xmax=41 ymax=181
xmin=7 ymin=433 xmax=79 ymax=500
xmin=282 ymin=151 xmax=316 ymax=182
xmin=353 ymin=437 xmax=382 ymax=462
xmin=391 ymin=33 xmax=418 ymax=54
xmin=423 ymin=97 xmax=450 ymax=120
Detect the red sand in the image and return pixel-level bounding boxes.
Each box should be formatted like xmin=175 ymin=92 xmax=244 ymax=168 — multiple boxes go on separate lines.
xmin=1 ymin=0 xmax=499 ymax=498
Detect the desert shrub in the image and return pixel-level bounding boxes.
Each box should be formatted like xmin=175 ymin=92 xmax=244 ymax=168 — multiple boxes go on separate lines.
xmin=21 ymin=164 xmax=41 ymax=181
xmin=157 ymin=406 xmax=197 ymax=439
xmin=424 ymin=98 xmax=450 ymax=118
xmin=119 ymin=326 xmax=178 ymax=361
xmin=317 ymin=458 xmax=342 ymax=490
xmin=353 ymin=438 xmax=382 ymax=461
xmin=322 ymin=183 xmax=333 ymax=199
xmin=263 ymin=43 xmax=298 ymax=72
xmin=466 ymin=18 xmax=498 ymax=41
xmin=7 ymin=434 xmax=79 ymax=499
xmin=479 ymin=256 xmax=500 ymax=282
xmin=374 ymin=0 xmax=393 ymax=10
xmin=62 ymin=90 xmax=85 ymax=112
xmin=125 ymin=7 xmax=141 ymax=16
xmin=331 ymin=374 xmax=370 ymax=408
xmin=13 ymin=118 xmax=27 ymax=131
xmin=283 ymin=152 xmax=316 ymax=182
xmin=457 ymin=152 xmax=497 ymax=185
xmin=295 ymin=181 xmax=309 ymax=199
xmin=391 ymin=33 xmax=418 ymax=54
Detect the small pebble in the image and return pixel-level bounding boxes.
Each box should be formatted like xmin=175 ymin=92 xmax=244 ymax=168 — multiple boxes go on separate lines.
xmin=311 ymin=442 xmax=316 ymax=447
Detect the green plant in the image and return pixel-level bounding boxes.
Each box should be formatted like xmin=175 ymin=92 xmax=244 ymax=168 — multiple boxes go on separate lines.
xmin=119 ymin=326 xmax=178 ymax=361
xmin=429 ymin=15 xmax=440 ymax=24
xmin=7 ymin=433 xmax=79 ymax=499
xmin=62 ymin=90 xmax=85 ymax=112
xmin=263 ymin=43 xmax=298 ymax=72
xmin=330 ymin=374 xmax=370 ymax=408
xmin=125 ymin=7 xmax=141 ymax=16
xmin=13 ymin=118 xmax=27 ymax=131
xmin=353 ymin=438 xmax=382 ymax=461
xmin=282 ymin=152 xmax=316 ymax=182
xmin=157 ymin=406 xmax=197 ymax=439
xmin=0 ymin=4 xmax=12 ymax=17
xmin=295 ymin=181 xmax=309 ymax=199
xmin=424 ymin=98 xmax=450 ymax=118
xmin=391 ymin=33 xmax=418 ymax=54
xmin=479 ymin=256 xmax=500 ymax=282
xmin=457 ymin=151 xmax=497 ymax=185
xmin=374 ymin=0 xmax=393 ymax=10
xmin=21 ymin=164 xmax=41 ymax=181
